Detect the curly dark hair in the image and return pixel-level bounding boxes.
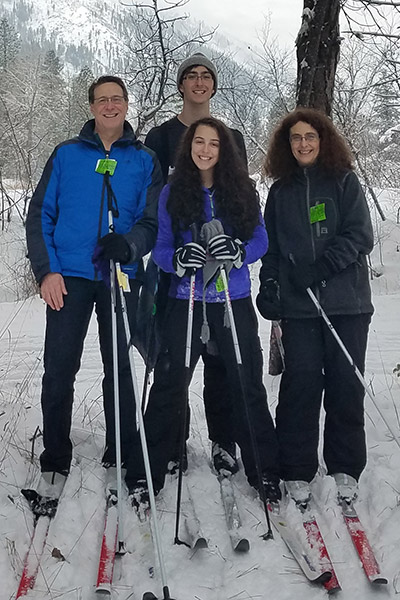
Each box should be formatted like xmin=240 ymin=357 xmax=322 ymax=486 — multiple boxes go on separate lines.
xmin=167 ymin=117 xmax=260 ymax=240
xmin=264 ymin=108 xmax=354 ymax=180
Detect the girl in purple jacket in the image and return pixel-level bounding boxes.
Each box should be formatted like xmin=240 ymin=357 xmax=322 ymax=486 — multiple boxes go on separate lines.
xmin=126 ymin=117 xmax=280 ymax=503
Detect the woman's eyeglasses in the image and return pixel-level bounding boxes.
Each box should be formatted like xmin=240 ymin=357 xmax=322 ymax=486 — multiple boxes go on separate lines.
xmin=290 ymin=133 xmax=319 ymax=144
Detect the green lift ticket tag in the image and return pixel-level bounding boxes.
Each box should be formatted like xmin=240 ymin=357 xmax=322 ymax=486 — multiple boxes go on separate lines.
xmin=215 ymin=274 xmax=226 ymax=292
xmin=95 ymin=158 xmax=117 ymax=175
xmin=310 ymin=203 xmax=326 ymax=224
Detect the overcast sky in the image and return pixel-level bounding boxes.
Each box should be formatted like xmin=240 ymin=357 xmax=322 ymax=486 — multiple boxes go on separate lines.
xmin=186 ymin=0 xmax=304 ymax=49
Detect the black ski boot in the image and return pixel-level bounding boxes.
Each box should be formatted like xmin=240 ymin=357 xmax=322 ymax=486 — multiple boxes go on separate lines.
xmin=21 ymin=489 xmax=59 ymax=519
xmin=22 ymin=471 xmax=67 ymax=518
xmin=259 ymin=476 xmax=282 ymax=504
xmin=212 ymin=441 xmax=239 ymax=476
xmin=129 ymin=479 xmax=150 ymax=519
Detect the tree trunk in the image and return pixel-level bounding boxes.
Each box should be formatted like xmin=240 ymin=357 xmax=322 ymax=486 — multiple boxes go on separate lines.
xmin=296 ymin=0 xmax=341 ymax=115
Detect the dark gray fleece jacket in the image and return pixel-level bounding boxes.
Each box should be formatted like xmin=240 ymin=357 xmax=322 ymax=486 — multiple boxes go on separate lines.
xmin=260 ymin=164 xmax=374 ymax=318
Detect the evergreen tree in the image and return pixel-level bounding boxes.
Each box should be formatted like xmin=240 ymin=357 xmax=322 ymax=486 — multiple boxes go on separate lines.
xmin=0 ymin=18 xmax=20 ymax=71
xmin=66 ymin=66 xmax=94 ymax=136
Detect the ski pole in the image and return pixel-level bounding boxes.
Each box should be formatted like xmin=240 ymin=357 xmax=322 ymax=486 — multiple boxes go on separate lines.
xmin=115 ymin=264 xmax=176 ymax=599
xmin=105 ymin=173 xmax=175 ymax=600
xmin=105 ymin=174 xmax=125 ymax=553
xmin=140 ymin=263 xmax=159 ymax=414
xmin=271 ymin=320 xmax=285 ymax=371
xmin=218 ymin=265 xmax=273 ymax=539
xmin=306 ymin=286 xmax=400 ymax=451
xmin=174 ymin=223 xmax=198 ymax=548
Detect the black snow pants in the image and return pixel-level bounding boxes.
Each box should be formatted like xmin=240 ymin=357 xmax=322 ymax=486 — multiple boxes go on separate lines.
xmin=276 ymin=313 xmax=371 ymax=482
xmin=39 ymin=276 xmax=140 ymax=474
xmin=125 ymin=296 xmax=279 ymax=492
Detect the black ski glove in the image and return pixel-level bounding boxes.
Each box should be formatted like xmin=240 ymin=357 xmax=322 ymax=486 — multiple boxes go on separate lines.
xmin=207 ymin=234 xmax=246 ymax=268
xmin=97 ymin=233 xmax=132 ymax=264
xmin=173 ymin=242 xmax=207 ymax=277
xmin=256 ymin=278 xmax=281 ymax=321
xmin=288 ymin=257 xmax=333 ymax=291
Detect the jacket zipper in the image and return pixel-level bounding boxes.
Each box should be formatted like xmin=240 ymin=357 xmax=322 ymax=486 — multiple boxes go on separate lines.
xmin=304 ymin=168 xmax=321 ymax=304
xmin=94 ymin=151 xmax=111 ymax=281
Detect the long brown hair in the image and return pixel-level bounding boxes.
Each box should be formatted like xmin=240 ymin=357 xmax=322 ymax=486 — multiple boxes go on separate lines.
xmin=264 ymin=108 xmax=354 ymax=180
xmin=167 ymin=117 xmax=260 ymax=240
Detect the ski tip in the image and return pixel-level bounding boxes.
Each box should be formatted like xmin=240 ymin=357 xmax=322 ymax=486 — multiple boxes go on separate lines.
xmin=142 ymin=593 xmax=157 ymax=600
xmin=234 ymin=538 xmax=250 ymax=553
xmin=326 ymin=585 xmax=342 ymax=595
xmin=193 ymin=537 xmax=208 ymax=550
xmin=370 ymin=574 xmax=388 ymax=585
xmin=315 ymin=570 xmax=333 ymax=585
xmin=324 ymin=576 xmax=342 ymax=594
xmin=95 ymin=585 xmax=112 ymax=595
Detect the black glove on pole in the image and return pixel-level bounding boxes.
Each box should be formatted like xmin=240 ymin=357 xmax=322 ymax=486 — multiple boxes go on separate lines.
xmin=208 ymin=234 xmax=245 ymax=268
xmin=288 ymin=256 xmax=333 ymax=290
xmin=173 ymin=242 xmax=206 ymax=277
xmin=98 ymin=232 xmax=132 ymax=264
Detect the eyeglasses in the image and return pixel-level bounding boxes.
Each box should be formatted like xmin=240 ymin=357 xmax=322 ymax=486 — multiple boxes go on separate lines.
xmin=93 ymin=95 xmax=127 ymax=106
xmin=183 ymin=72 xmax=213 ymax=82
xmin=290 ymin=133 xmax=319 ymax=144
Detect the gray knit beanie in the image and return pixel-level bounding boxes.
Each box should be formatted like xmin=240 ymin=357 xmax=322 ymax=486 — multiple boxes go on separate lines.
xmin=176 ymin=52 xmax=218 ymax=97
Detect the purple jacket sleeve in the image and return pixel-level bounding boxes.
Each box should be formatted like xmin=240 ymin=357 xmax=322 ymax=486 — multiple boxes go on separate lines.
xmin=242 ymin=212 xmax=269 ymax=265
xmin=152 ymin=185 xmax=177 ymax=273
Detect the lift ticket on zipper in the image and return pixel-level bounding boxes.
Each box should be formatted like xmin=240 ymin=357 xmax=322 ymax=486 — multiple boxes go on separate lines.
xmin=95 ymin=158 xmax=117 ymax=175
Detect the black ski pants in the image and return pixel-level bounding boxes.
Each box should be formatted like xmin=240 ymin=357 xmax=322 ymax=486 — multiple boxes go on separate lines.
xmin=39 ymin=276 xmax=140 ymax=474
xmin=149 ymin=344 xmax=234 ymax=461
xmin=125 ymin=296 xmax=279 ymax=492
xmin=276 ymin=313 xmax=371 ymax=483
xmin=150 ymin=268 xmax=234 ymax=457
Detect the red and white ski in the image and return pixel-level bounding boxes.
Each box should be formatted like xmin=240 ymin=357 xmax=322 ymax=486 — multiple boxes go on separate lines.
xmin=302 ymin=511 xmax=341 ymax=593
xmin=95 ymin=493 xmax=119 ymax=594
xmin=340 ymin=499 xmax=387 ymax=585
xmin=16 ymin=515 xmax=51 ymax=598
xmin=268 ymin=503 xmax=332 ymax=583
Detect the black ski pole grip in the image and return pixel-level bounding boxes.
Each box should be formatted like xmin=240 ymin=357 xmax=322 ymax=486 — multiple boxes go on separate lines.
xmin=190 ymin=222 xmax=199 ymax=244
xmin=188 ymin=223 xmax=199 ymax=276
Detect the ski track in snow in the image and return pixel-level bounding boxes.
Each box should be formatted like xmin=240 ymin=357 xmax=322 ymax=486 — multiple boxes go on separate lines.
xmin=1 ymin=242 xmax=400 ymax=598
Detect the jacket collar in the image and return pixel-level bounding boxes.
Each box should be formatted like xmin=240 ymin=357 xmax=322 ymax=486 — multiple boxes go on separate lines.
xmin=78 ymin=119 xmax=137 ymax=149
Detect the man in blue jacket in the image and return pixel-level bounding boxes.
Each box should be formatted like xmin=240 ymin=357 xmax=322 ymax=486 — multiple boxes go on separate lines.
xmin=26 ymin=75 xmax=162 ymax=507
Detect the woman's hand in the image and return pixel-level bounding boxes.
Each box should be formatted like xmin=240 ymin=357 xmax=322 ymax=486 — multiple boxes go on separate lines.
xmin=207 ymin=234 xmax=245 ymax=268
xmin=173 ymin=242 xmax=207 ymax=277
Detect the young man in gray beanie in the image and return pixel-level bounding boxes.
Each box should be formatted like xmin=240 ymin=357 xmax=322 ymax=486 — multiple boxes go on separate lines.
xmin=141 ymin=52 xmax=247 ymax=482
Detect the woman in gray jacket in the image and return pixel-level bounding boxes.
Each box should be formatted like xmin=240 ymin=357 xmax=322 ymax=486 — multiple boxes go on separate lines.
xmin=257 ymin=108 xmax=374 ymax=506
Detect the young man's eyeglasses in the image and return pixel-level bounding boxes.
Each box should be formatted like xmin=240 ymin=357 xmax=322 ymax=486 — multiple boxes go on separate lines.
xmin=93 ymin=95 xmax=127 ymax=106
xmin=290 ymin=133 xmax=319 ymax=144
xmin=183 ymin=72 xmax=213 ymax=82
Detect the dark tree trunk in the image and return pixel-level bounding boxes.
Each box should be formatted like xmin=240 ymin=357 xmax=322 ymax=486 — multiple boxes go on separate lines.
xmin=296 ymin=0 xmax=341 ymax=116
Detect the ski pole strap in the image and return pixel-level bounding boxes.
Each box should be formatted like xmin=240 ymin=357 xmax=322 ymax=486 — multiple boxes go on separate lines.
xmin=105 ymin=172 xmax=119 ymax=219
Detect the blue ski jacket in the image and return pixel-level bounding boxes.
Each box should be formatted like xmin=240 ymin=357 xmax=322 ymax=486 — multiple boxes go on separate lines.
xmin=153 ymin=184 xmax=268 ymax=302
xmin=26 ymin=120 xmax=163 ymax=284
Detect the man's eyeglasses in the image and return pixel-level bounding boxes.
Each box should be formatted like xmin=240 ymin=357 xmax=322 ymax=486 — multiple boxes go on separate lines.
xmin=93 ymin=95 xmax=127 ymax=106
xmin=183 ymin=72 xmax=213 ymax=82
xmin=290 ymin=133 xmax=319 ymax=144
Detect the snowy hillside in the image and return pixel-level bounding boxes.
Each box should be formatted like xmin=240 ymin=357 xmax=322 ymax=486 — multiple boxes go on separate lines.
xmin=0 ymin=195 xmax=400 ymax=599
xmin=2 ymin=0 xmax=133 ymax=71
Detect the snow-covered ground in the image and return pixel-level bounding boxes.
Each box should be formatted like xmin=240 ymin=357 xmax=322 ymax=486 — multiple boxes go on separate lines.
xmin=1 ymin=201 xmax=400 ymax=599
